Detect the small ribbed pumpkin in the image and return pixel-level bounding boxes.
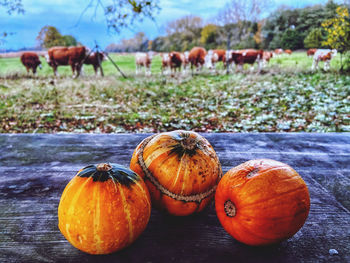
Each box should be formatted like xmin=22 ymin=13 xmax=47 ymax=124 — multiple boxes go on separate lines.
xmin=130 ymin=130 xmax=222 ymax=216
xmin=58 ymin=163 xmax=151 ymax=254
xmin=215 ymin=159 xmax=310 ymax=246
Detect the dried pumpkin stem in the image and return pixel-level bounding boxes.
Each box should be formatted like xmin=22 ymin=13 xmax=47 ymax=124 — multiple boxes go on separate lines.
xmin=180 ymin=136 xmax=197 ymax=151
xmin=97 ymin=163 xmax=112 ymax=172
xmin=224 ymin=200 xmax=236 ymax=217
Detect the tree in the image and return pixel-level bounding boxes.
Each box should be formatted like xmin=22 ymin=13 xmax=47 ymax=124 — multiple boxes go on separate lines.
xmin=280 ymin=28 xmax=303 ymax=50
xmin=200 ymin=24 xmax=218 ymax=49
xmin=36 ymin=26 xmax=78 ymax=48
xmin=62 ymin=35 xmax=77 ymax=46
xmin=304 ymin=28 xmax=326 ymax=48
xmin=166 ymin=15 xmax=202 ymax=35
xmin=262 ymin=1 xmax=339 ymax=49
xmin=216 ymin=0 xmax=272 ymax=44
xmin=104 ymin=32 xmax=148 ymax=52
xmin=83 ymin=0 xmax=160 ymax=34
xmin=0 ymin=0 xmax=24 ymax=14
xmin=322 ymin=6 xmax=350 ymax=70
xmin=164 ymin=15 xmax=203 ymax=51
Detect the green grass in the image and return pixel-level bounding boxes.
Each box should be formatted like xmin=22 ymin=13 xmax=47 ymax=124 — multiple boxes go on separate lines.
xmin=0 ymin=52 xmax=349 ymax=133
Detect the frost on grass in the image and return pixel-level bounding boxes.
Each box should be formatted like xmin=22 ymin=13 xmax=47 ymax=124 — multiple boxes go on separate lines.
xmin=0 ymin=73 xmax=349 ymax=133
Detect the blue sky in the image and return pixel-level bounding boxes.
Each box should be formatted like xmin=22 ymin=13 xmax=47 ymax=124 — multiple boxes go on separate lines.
xmin=1 ymin=0 xmax=330 ymax=50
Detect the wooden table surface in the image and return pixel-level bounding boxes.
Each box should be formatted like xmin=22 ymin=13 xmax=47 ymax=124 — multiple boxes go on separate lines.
xmin=0 ymin=133 xmax=349 ymax=263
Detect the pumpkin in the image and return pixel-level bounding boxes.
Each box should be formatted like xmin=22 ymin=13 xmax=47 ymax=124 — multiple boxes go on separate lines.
xmin=58 ymin=163 xmax=151 ymax=254
xmin=130 ymin=130 xmax=222 ymax=216
xmin=215 ymin=159 xmax=310 ymax=246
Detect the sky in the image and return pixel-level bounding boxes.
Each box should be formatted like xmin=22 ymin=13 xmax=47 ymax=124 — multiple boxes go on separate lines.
xmin=0 ymin=0 xmax=331 ymax=50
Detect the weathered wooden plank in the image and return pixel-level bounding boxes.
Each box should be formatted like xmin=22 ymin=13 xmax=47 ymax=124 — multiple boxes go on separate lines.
xmin=0 ymin=134 xmax=349 ymax=263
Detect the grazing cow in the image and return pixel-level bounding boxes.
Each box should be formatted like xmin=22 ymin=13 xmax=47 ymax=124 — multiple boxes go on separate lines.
xmin=307 ymin=48 xmax=317 ymax=57
xmin=205 ymin=49 xmax=227 ymax=71
xmin=160 ymin=53 xmax=171 ymax=74
xmin=180 ymin=51 xmax=190 ymax=73
xmin=188 ymin=47 xmax=207 ymax=73
xmin=225 ymin=50 xmax=237 ymax=71
xmin=312 ymin=49 xmax=337 ymax=71
xmin=84 ymin=51 xmax=106 ymax=76
xmin=135 ymin=52 xmax=153 ymax=76
xmin=169 ymin=51 xmax=183 ymax=73
xmin=46 ymin=46 xmax=88 ymax=77
xmin=284 ymin=49 xmax=292 ymax=55
xmin=230 ymin=49 xmax=264 ymax=72
xmin=262 ymin=51 xmax=274 ymax=67
xmin=274 ymin=48 xmax=284 ymax=56
xmin=20 ymin=52 xmax=42 ymax=74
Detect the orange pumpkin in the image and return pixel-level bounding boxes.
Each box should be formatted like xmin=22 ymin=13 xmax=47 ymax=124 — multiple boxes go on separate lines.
xmin=58 ymin=163 xmax=151 ymax=254
xmin=215 ymin=159 xmax=310 ymax=246
xmin=130 ymin=130 xmax=222 ymax=216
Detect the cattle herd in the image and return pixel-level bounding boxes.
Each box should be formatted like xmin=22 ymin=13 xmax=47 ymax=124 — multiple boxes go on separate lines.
xmin=18 ymin=45 xmax=338 ymax=77
xmin=20 ymin=46 xmax=105 ymax=77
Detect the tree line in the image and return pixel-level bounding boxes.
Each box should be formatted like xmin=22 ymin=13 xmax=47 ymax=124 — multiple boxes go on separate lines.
xmin=106 ymin=0 xmax=349 ymax=54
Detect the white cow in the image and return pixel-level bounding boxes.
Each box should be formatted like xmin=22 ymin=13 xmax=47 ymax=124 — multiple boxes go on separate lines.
xmin=312 ymin=49 xmax=337 ymax=71
xmin=135 ymin=52 xmax=153 ymax=76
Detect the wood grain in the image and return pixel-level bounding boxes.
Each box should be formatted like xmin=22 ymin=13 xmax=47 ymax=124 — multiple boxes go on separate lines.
xmin=0 ymin=133 xmax=349 ymax=263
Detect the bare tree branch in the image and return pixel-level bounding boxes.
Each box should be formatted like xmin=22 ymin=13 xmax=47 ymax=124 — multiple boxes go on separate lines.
xmin=0 ymin=0 xmax=24 ymax=14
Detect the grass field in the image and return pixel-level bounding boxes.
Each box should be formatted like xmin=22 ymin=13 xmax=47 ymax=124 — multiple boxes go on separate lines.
xmin=0 ymin=51 xmax=349 ymax=133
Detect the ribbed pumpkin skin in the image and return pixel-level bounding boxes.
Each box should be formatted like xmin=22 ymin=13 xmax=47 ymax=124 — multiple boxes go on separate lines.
xmin=215 ymin=159 xmax=310 ymax=246
xmin=130 ymin=130 xmax=222 ymax=216
xmin=58 ymin=164 xmax=151 ymax=254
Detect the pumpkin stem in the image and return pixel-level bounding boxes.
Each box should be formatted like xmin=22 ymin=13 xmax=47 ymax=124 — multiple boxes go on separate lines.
xmin=224 ymin=200 xmax=236 ymax=217
xmin=97 ymin=163 xmax=112 ymax=172
xmin=247 ymin=167 xmax=259 ymax=178
xmin=180 ymin=136 xmax=197 ymax=152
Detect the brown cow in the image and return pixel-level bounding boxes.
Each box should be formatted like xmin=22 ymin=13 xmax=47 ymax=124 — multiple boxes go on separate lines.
xmin=307 ymin=48 xmax=317 ymax=57
xmin=20 ymin=52 xmax=42 ymax=74
xmin=274 ymin=48 xmax=284 ymax=55
xmin=169 ymin=51 xmax=183 ymax=73
xmin=205 ymin=49 xmax=227 ymax=71
xmin=230 ymin=49 xmax=264 ymax=72
xmin=45 ymin=46 xmax=88 ymax=77
xmin=84 ymin=51 xmax=105 ymax=76
xmin=262 ymin=51 xmax=274 ymax=67
xmin=188 ymin=47 xmax=207 ymax=73
xmin=285 ymin=49 xmax=292 ymax=55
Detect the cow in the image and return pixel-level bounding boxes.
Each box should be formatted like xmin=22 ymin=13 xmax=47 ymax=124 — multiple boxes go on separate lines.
xmin=307 ymin=48 xmax=317 ymax=57
xmin=83 ymin=51 xmax=106 ymax=76
xmin=225 ymin=50 xmax=237 ymax=72
xmin=180 ymin=51 xmax=190 ymax=73
xmin=262 ymin=51 xmax=274 ymax=67
xmin=205 ymin=49 xmax=227 ymax=72
xmin=229 ymin=49 xmax=264 ymax=72
xmin=20 ymin=52 xmax=42 ymax=75
xmin=188 ymin=47 xmax=207 ymax=73
xmin=135 ymin=52 xmax=153 ymax=76
xmin=311 ymin=49 xmax=337 ymax=71
xmin=160 ymin=53 xmax=171 ymax=74
xmin=169 ymin=51 xmax=183 ymax=74
xmin=45 ymin=46 xmax=88 ymax=77
xmin=274 ymin=48 xmax=284 ymax=56
xmin=285 ymin=49 xmax=292 ymax=55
